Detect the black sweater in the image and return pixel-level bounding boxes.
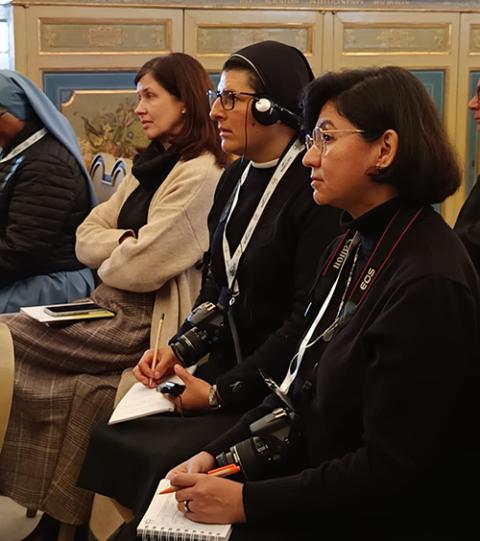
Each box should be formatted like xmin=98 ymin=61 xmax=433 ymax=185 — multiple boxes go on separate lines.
xmin=0 ymin=120 xmax=90 ymax=286
xmin=181 ymin=143 xmax=342 ymax=410
xmin=205 ymin=200 xmax=480 ymax=534
xmin=455 ymin=176 xmax=480 ymax=273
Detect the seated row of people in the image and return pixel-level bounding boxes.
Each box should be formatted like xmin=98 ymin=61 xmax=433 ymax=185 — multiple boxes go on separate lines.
xmin=108 ymin=55 xmax=480 ymax=541
xmin=1 ymin=40 xmax=480 ymax=541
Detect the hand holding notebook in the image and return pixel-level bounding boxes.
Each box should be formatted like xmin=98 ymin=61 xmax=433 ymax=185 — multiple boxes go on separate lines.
xmin=108 ymin=366 xmax=196 ymax=424
xmin=138 ymin=478 xmax=232 ymax=541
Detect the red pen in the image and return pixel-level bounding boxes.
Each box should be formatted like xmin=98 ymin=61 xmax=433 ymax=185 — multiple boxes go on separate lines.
xmin=158 ymin=464 xmax=241 ymax=494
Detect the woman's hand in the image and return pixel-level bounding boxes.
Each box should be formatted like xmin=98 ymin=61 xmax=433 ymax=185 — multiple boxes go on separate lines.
xmin=132 ymin=347 xmax=178 ymax=387
xmin=171 ymin=364 xmax=212 ymax=410
xmin=166 ymin=451 xmax=215 ymax=480
xmin=172 ymin=473 xmax=246 ymax=524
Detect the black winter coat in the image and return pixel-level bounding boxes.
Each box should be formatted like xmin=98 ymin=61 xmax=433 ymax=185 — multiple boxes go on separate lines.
xmin=0 ymin=120 xmax=90 ymax=286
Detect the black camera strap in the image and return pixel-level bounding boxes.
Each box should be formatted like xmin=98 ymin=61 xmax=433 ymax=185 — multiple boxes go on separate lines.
xmin=279 ymin=204 xmax=424 ymax=394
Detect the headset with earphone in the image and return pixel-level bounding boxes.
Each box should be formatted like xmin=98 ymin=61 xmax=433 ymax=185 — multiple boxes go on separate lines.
xmin=251 ymin=96 xmax=302 ymax=129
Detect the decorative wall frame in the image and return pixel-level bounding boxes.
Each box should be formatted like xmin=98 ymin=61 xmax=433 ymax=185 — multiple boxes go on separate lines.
xmin=43 ymin=71 xmax=147 ymax=163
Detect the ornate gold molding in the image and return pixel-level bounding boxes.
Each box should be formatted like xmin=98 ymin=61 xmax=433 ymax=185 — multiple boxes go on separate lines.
xmin=343 ymin=23 xmax=451 ymax=54
xmin=196 ymin=24 xmax=312 ymax=56
xmin=39 ymin=18 xmax=171 ymax=54
xmin=10 ymin=1 xmax=480 ymax=13
xmin=470 ymin=25 xmax=480 ymax=53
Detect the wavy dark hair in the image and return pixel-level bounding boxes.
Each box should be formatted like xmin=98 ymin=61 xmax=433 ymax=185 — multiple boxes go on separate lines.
xmin=302 ymin=66 xmax=460 ymax=205
xmin=136 ymin=54 xmax=227 ymax=167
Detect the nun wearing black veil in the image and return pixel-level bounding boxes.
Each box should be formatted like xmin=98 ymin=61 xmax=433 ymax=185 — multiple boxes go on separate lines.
xmin=0 ymin=70 xmax=95 ymax=312
xmin=78 ymin=40 xmax=341 ymax=535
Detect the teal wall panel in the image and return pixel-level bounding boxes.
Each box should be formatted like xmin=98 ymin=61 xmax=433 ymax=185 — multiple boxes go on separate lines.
xmin=43 ymin=71 xmax=137 ymax=108
xmin=410 ymin=70 xmax=445 ymax=119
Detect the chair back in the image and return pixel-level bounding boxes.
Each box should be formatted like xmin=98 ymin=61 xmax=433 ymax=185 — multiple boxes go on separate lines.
xmin=89 ymin=153 xmax=131 ymax=203
xmin=0 ymin=322 xmax=14 ymax=452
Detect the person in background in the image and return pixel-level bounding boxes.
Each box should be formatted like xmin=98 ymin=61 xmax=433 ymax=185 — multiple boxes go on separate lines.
xmin=0 ymin=53 xmax=225 ymax=541
xmin=0 ymin=69 xmax=95 ymax=313
xmin=160 ymin=66 xmax=480 ymax=541
xmin=78 ymin=40 xmax=341 ymax=536
xmin=455 ymin=77 xmax=480 ymax=271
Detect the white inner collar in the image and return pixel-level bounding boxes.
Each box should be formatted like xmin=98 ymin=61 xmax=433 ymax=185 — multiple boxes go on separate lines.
xmin=251 ymin=158 xmax=280 ymax=169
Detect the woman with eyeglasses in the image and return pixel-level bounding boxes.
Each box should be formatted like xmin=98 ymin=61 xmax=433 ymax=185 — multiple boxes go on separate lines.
xmin=0 ymin=70 xmax=95 ymax=312
xmin=159 ymin=66 xmax=480 ymax=541
xmin=78 ymin=40 xmax=341 ymax=535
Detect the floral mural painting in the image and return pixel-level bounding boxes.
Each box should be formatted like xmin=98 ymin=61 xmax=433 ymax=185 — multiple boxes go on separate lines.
xmin=61 ymin=90 xmax=148 ymax=165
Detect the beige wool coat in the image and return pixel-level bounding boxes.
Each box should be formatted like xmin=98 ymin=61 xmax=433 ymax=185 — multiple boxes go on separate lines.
xmin=76 ymin=152 xmax=222 ymax=348
xmin=0 ymin=152 xmax=222 ymax=524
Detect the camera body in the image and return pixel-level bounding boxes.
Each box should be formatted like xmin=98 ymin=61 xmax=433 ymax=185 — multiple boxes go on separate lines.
xmin=170 ymin=301 xmax=225 ymax=366
xmin=216 ymin=407 xmax=295 ymax=480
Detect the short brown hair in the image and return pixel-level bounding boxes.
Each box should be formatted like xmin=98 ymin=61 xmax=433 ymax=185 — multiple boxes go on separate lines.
xmin=136 ymin=54 xmax=227 ymax=167
xmin=303 ymin=66 xmax=460 ymax=205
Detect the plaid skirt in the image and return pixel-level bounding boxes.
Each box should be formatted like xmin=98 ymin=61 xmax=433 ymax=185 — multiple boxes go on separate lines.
xmin=0 ymin=283 xmax=154 ymax=525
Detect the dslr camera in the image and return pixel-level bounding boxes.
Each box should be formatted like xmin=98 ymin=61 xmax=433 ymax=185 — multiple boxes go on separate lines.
xmin=216 ymin=407 xmax=295 ymax=480
xmin=170 ymin=301 xmax=225 ymax=366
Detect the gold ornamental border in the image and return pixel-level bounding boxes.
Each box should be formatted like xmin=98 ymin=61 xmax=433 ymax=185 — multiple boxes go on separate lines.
xmin=10 ymin=1 xmax=480 ymax=15
xmin=469 ymin=24 xmax=480 ymax=54
xmin=60 ymin=88 xmax=137 ymax=111
xmin=341 ymin=22 xmax=452 ymax=56
xmin=195 ymin=22 xmax=314 ymax=57
xmin=37 ymin=17 xmax=173 ymax=55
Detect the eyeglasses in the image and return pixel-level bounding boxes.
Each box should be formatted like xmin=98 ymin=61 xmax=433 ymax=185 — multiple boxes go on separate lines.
xmin=305 ymin=126 xmax=365 ymax=154
xmin=207 ymin=89 xmax=257 ymax=110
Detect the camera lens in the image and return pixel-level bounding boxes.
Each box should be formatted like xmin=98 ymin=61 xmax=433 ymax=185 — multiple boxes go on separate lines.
xmin=171 ymin=328 xmax=210 ymax=366
xmin=216 ymin=450 xmax=237 ymax=468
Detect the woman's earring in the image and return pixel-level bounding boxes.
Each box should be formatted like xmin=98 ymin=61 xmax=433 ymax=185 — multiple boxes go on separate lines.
xmin=181 ymin=109 xmax=186 ymax=115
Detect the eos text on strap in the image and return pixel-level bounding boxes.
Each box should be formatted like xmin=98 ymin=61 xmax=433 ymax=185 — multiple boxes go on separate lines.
xmin=280 ymin=205 xmax=424 ymax=395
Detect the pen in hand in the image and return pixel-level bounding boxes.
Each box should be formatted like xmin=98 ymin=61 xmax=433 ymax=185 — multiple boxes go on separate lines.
xmin=149 ymin=313 xmax=165 ymax=387
xmin=158 ymin=464 xmax=241 ymax=494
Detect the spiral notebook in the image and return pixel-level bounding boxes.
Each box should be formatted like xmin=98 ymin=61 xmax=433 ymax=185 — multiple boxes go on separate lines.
xmin=137 ymin=479 xmax=232 ymax=541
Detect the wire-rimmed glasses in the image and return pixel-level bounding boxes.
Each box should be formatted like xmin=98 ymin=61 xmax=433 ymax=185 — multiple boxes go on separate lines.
xmin=207 ymin=89 xmax=257 ymax=110
xmin=305 ymin=126 xmax=365 ymax=154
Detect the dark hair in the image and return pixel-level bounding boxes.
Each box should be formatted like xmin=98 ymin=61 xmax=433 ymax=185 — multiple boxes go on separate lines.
xmin=222 ymin=58 xmax=265 ymax=95
xmin=302 ymin=66 xmax=460 ymax=205
xmin=135 ymin=53 xmax=227 ymax=167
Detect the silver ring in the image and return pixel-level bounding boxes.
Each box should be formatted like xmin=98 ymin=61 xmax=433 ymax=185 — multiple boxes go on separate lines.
xmin=184 ymin=500 xmax=191 ymax=513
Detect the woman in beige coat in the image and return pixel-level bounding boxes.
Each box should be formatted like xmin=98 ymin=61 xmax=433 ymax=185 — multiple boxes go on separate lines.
xmin=0 ymin=53 xmax=225 ymax=537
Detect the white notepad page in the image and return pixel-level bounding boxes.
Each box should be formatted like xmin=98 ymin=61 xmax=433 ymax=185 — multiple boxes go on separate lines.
xmin=108 ymin=366 xmax=197 ymax=424
xmin=138 ymin=479 xmax=232 ymax=541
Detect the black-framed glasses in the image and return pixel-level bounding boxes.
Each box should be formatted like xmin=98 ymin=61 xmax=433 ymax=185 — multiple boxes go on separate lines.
xmin=305 ymin=126 xmax=365 ymax=154
xmin=207 ymin=89 xmax=257 ymax=110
